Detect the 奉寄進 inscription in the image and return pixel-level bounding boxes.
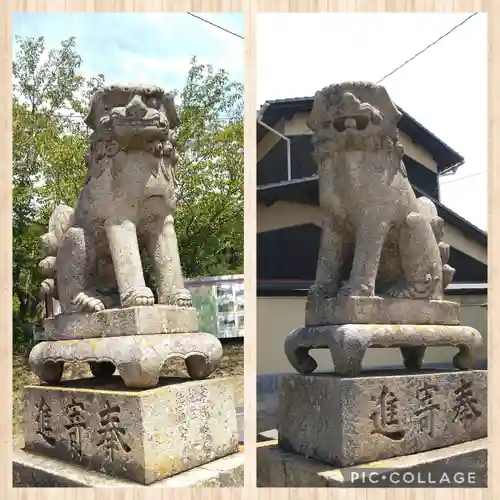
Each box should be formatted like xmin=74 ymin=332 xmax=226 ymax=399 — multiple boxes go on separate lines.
xmin=414 ymin=381 xmax=440 ymax=437
xmin=370 ymin=385 xmax=405 ymax=440
xmin=453 ymin=378 xmax=482 ymax=424
xmin=64 ymin=398 xmax=88 ymax=458
xmin=97 ymin=400 xmax=131 ymax=461
xmin=35 ymin=397 xmax=56 ymax=446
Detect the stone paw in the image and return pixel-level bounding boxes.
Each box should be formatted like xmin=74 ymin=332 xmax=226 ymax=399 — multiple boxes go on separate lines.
xmin=307 ymin=283 xmax=332 ymax=300
xmin=387 ymin=285 xmax=412 ymax=299
xmin=339 ymin=280 xmax=374 ymax=297
xmin=72 ymin=291 xmax=106 ymax=313
xmin=121 ymin=287 xmax=155 ymax=307
xmin=164 ymin=288 xmax=193 ymax=308
xmin=387 ymin=282 xmax=427 ymax=299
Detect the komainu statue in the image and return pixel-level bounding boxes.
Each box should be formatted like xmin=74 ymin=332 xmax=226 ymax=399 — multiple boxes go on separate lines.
xmin=306 ymin=82 xmax=454 ymax=312
xmin=30 ymin=85 xmax=223 ymax=389
xmin=284 ymin=81 xmax=483 ymax=376
xmin=38 ymin=85 xmax=192 ymax=315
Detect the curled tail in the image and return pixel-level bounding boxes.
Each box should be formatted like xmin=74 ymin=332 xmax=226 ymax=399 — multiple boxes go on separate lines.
xmin=38 ymin=205 xmax=74 ymax=303
xmin=416 ymin=196 xmax=455 ymax=290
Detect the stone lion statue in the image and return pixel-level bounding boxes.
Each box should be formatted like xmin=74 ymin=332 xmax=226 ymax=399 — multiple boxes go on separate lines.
xmin=306 ymin=81 xmax=455 ymax=310
xmin=38 ymin=85 xmax=192 ymax=315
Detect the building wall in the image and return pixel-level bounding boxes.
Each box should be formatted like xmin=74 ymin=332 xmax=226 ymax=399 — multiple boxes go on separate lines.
xmin=257 ymin=201 xmax=487 ymax=265
xmin=258 ymin=112 xmax=439 ymax=174
xmin=256 ymin=295 xmax=487 ymax=375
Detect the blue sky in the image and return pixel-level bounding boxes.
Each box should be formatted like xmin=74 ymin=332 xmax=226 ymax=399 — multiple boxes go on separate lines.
xmin=12 ymin=12 xmax=244 ymax=93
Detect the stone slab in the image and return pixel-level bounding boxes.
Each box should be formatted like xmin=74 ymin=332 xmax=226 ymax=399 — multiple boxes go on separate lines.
xmin=40 ymin=305 xmax=199 ymax=341
xmin=257 ymin=438 xmax=487 ymax=487
xmin=285 ymin=324 xmax=483 ymax=376
xmin=306 ymin=296 xmax=460 ymax=326
xmin=13 ymin=449 xmax=244 ymax=487
xmin=278 ymin=370 xmax=487 ymax=467
xmin=29 ymin=331 xmax=223 ymax=388
xmin=23 ymin=377 xmax=239 ymax=485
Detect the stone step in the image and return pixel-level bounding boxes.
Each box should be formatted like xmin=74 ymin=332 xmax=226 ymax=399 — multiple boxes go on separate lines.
xmin=14 ymin=449 xmax=244 ymax=488
xmin=257 ymin=438 xmax=487 ymax=488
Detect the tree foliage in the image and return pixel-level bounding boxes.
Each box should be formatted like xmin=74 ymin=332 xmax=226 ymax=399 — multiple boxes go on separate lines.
xmin=12 ymin=37 xmax=243 ymax=351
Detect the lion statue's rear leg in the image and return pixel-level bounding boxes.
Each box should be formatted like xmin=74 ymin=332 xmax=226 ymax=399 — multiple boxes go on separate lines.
xmin=388 ymin=211 xmax=443 ymax=300
xmin=56 ymin=227 xmax=107 ymax=313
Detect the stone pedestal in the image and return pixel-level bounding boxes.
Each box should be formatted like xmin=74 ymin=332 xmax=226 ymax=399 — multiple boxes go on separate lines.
xmin=22 ymin=377 xmax=239 ymax=485
xmin=306 ymin=296 xmax=460 ymax=326
xmin=40 ymin=305 xmax=199 ymax=340
xmin=29 ymin=305 xmax=224 ymax=389
xmin=285 ymin=324 xmax=483 ymax=376
xmin=278 ymin=371 xmax=486 ymax=467
xmin=29 ymin=331 xmax=223 ymax=389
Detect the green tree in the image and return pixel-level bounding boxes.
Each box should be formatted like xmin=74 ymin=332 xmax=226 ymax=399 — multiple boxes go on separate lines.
xmin=13 ymin=39 xmax=243 ymax=351
xmin=174 ymin=58 xmax=243 ymax=277
xmin=13 ymin=35 xmax=104 ymax=349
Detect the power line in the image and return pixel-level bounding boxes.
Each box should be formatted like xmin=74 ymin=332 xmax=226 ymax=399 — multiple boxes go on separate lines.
xmin=376 ymin=12 xmax=478 ymax=84
xmin=440 ymin=170 xmax=485 ymax=185
xmin=187 ymin=12 xmax=244 ymax=40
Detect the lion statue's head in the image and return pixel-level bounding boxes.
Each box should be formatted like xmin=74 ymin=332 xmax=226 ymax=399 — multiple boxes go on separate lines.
xmin=84 ymin=85 xmax=181 ymax=172
xmin=307 ymin=82 xmax=404 ymax=161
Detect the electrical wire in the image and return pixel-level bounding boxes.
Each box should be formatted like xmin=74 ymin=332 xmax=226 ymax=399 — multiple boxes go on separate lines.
xmin=377 ymin=12 xmax=478 ymax=84
xmin=187 ymin=12 xmax=244 ymax=40
xmin=440 ymin=170 xmax=485 ymax=185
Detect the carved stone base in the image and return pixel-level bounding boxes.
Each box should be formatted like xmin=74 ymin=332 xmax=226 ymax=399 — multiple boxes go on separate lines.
xmin=22 ymin=377 xmax=239 ymax=485
xmin=285 ymin=324 xmax=483 ymax=376
xmin=277 ymin=371 xmax=487 ymax=468
xmin=40 ymin=305 xmax=199 ymax=341
xmin=306 ymin=296 xmax=460 ymax=327
xmin=29 ymin=332 xmax=223 ymax=389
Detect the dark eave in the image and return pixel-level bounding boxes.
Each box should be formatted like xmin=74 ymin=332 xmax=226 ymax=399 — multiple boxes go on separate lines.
xmin=257 ymin=97 xmax=464 ymax=172
xmin=257 ymin=176 xmax=487 ymax=247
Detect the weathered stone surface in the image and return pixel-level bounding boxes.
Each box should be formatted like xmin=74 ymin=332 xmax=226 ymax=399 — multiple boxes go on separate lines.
xmin=306 ymin=296 xmax=460 ymax=327
xmin=257 ymin=439 xmax=487 ymax=487
xmin=22 ymin=377 xmax=239 ymax=485
xmin=38 ymin=85 xmax=192 ymax=318
xmin=305 ymin=82 xmax=456 ymax=319
xmin=29 ymin=332 xmax=223 ymax=388
xmin=39 ymin=305 xmax=199 ymax=341
xmin=285 ymin=324 xmax=483 ymax=376
xmin=13 ymin=449 xmax=244 ymax=487
xmin=278 ymin=371 xmax=486 ymax=467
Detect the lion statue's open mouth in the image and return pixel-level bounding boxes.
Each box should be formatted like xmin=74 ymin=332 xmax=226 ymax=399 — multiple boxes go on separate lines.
xmin=86 ymin=85 xmax=178 ymax=147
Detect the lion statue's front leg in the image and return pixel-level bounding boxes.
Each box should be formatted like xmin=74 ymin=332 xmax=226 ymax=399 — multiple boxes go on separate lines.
xmin=138 ymin=196 xmax=192 ymax=309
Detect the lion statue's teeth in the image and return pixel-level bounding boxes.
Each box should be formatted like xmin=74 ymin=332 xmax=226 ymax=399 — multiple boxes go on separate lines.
xmin=344 ymin=117 xmax=357 ymax=129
